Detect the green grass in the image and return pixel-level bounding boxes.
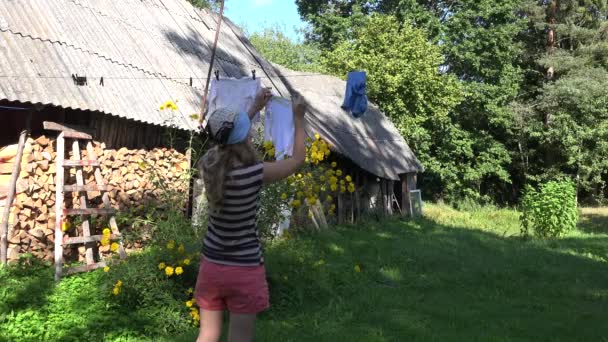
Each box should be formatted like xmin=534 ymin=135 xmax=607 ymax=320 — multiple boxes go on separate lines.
xmin=2 ymin=204 xmax=608 ymax=341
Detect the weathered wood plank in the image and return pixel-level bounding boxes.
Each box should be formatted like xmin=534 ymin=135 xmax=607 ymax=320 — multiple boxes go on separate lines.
xmin=1 ymin=129 xmax=27 ymax=263
xmin=54 ymin=133 xmax=65 ymax=281
xmin=64 ymin=261 xmax=108 ymax=275
xmin=62 ymin=160 xmax=100 ymax=167
xmin=64 ymin=208 xmax=116 ymax=216
xmin=43 ymin=121 xmax=94 ymax=139
xmin=63 ymin=185 xmax=108 ymax=192
xmin=64 ymin=234 xmax=121 ymax=245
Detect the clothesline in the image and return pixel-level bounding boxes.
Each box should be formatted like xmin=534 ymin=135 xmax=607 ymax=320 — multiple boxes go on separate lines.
xmin=0 ymin=73 xmax=328 ymax=80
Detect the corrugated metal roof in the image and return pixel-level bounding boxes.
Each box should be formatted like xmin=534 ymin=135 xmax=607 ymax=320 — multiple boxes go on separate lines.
xmin=0 ymin=0 xmax=423 ymax=179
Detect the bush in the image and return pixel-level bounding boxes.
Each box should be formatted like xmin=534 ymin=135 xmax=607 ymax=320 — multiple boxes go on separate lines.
xmin=520 ymin=180 xmax=578 ymax=238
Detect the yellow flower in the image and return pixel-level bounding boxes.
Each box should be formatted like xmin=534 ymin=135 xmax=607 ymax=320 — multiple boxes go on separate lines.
xmin=296 ymin=191 xmax=304 ymax=198
xmin=103 ymin=266 xmax=110 ymax=273
xmin=330 ymin=204 xmax=336 ymax=210
xmin=100 ymin=237 xmax=110 ymax=247
xmin=326 ymin=195 xmax=333 ymax=202
xmin=159 ymin=105 xmax=165 ymax=110
xmin=175 ymin=266 xmax=184 ymax=276
xmin=186 ymin=287 xmax=193 ymax=294
xmin=189 ymin=114 xmax=199 ymax=120
xmin=314 ymin=133 xmax=321 ymax=140
xmin=340 ymin=186 xmax=346 ymax=193
xmin=345 ymin=175 xmax=352 ymax=182
xmin=330 ymin=184 xmax=338 ymax=192
xmin=116 ymin=280 xmax=123 ymax=287
xmin=280 ymin=193 xmax=288 ymax=200
xmin=158 ymin=262 xmax=166 ymax=270
xmin=340 ymin=179 xmax=346 ymax=185
xmin=297 ymin=173 xmax=303 ymax=179
xmin=308 ymin=211 xmax=314 ymax=219
xmin=354 ymin=264 xmax=361 ymax=273
xmin=331 ymin=162 xmax=337 ymax=168
xmin=178 ymin=244 xmax=185 ymax=254
xmin=167 ymin=240 xmax=175 ymax=250
xmin=348 ymin=184 xmax=356 ymax=193
xmin=61 ymin=221 xmax=71 ymax=232
xmin=186 ymin=300 xmax=193 ymax=308
xmin=336 ymin=170 xmax=343 ymax=177
xmin=308 ymin=197 xmax=317 ymax=206
xmin=113 ymin=287 xmax=120 ymax=295
xmin=290 ymin=200 xmax=301 ymax=209
xmin=306 ymin=137 xmax=312 ymax=143
xmin=110 ymin=242 xmax=119 ymax=252
xmin=183 ymin=258 xmax=191 ymax=265
xmin=165 ymin=266 xmax=174 ymax=276
xmin=320 ymin=176 xmax=326 ymax=182
xmin=102 ymin=228 xmax=111 ymax=237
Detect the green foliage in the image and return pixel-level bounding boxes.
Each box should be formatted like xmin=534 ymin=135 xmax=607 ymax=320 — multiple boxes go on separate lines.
xmin=248 ymin=23 xmax=323 ymax=73
xmin=520 ymin=180 xmax=579 ymax=238
xmin=3 ymin=204 xmax=608 ymax=340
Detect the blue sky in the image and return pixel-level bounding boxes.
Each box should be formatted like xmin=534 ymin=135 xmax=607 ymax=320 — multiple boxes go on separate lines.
xmin=224 ymin=0 xmax=305 ymax=41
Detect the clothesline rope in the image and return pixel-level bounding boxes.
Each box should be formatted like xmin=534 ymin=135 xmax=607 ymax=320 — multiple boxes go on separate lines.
xmin=0 ymin=73 xmax=329 ymax=80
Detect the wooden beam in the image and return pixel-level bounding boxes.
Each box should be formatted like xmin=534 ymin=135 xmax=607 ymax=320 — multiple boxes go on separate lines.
xmin=62 ymin=160 xmax=100 ymax=167
xmin=72 ymin=141 xmax=95 ymax=265
xmin=55 ymin=132 xmax=65 ymax=281
xmin=400 ymin=173 xmax=413 ymax=217
xmin=1 ymin=129 xmax=28 ymax=263
xmin=64 ymin=261 xmax=108 ymax=275
xmin=64 ymin=208 xmax=116 ymax=216
xmin=43 ymin=121 xmax=94 ymax=139
xmin=63 ymin=185 xmax=108 ymax=192
xmin=64 ymin=234 xmax=121 ymax=245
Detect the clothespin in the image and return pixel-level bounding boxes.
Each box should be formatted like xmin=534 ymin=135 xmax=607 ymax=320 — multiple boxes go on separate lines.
xmin=100 ymin=77 xmax=104 ymax=87
xmin=215 ymin=70 xmax=220 ymax=81
xmin=189 ymin=77 xmax=193 ymax=86
xmin=252 ymin=70 xmax=256 ymax=80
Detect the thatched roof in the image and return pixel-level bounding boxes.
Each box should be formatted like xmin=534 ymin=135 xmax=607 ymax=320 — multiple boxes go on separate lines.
xmin=0 ymin=0 xmax=422 ymax=179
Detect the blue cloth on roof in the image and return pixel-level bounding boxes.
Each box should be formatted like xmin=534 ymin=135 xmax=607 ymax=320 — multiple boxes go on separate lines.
xmin=341 ymin=71 xmax=368 ymax=118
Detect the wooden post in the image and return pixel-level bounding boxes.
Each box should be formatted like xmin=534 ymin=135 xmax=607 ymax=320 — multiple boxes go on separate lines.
xmin=401 ymin=174 xmax=412 ymax=217
xmin=387 ymin=181 xmax=394 ymax=216
xmin=55 ymin=132 xmax=65 ymax=281
xmin=0 ymin=129 xmax=28 ymax=264
xmin=337 ymin=194 xmax=343 ymax=225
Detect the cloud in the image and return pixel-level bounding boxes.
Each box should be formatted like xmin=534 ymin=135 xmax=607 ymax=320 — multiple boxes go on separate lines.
xmin=252 ymin=0 xmax=272 ymax=6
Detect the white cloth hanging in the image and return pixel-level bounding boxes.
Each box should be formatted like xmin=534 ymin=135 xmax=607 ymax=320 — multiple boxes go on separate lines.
xmin=206 ymin=77 xmax=262 ymax=126
xmin=264 ymin=96 xmax=295 ymax=159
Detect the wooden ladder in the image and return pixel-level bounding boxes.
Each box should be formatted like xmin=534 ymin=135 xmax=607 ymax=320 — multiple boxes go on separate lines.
xmin=44 ymin=122 xmax=126 ymax=281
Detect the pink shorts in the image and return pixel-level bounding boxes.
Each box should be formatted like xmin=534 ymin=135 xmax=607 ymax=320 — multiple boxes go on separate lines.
xmin=195 ymin=257 xmax=269 ymax=314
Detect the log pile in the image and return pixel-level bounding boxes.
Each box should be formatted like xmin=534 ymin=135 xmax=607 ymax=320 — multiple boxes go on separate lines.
xmin=3 ymin=136 xmax=189 ymax=262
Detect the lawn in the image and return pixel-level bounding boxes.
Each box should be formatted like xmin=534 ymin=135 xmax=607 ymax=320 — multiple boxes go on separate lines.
xmin=1 ymin=204 xmax=607 ymax=341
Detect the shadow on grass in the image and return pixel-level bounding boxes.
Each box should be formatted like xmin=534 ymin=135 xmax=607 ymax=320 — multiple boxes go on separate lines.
xmin=260 ymin=217 xmax=608 ymax=341
xmin=578 ymin=208 xmax=608 ymax=234
xmin=2 ymin=216 xmax=608 ymax=341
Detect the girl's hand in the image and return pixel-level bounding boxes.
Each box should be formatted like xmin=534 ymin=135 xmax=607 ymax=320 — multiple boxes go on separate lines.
xmin=292 ymin=92 xmax=307 ymax=119
xmin=253 ymin=87 xmax=272 ymax=112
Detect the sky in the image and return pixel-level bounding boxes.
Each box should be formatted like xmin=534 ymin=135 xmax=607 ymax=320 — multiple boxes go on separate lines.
xmin=223 ymin=0 xmax=305 ymax=41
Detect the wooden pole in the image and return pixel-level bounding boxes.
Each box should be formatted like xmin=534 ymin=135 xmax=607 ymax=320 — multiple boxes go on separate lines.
xmin=55 ymin=132 xmax=65 ymax=281
xmin=199 ymin=0 xmax=225 ymax=128
xmin=401 ymin=174 xmax=412 ymax=217
xmin=0 ymin=129 xmax=28 ymax=263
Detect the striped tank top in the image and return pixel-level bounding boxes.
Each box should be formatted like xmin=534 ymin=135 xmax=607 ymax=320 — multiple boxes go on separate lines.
xmin=203 ymin=162 xmax=264 ymax=266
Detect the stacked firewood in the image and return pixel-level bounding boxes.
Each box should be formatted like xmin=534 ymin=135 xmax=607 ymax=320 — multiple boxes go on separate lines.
xmin=3 ymin=136 xmax=189 ymax=262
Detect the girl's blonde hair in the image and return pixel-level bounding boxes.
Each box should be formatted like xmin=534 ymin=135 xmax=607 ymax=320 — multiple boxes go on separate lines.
xmin=198 ymin=141 xmax=259 ymax=210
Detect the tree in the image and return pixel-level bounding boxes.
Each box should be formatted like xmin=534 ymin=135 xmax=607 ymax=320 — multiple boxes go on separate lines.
xmin=322 ymin=16 xmax=511 ymax=201
xmin=247 ymin=24 xmax=323 ymax=73
xmin=517 ymin=0 xmax=608 ymax=203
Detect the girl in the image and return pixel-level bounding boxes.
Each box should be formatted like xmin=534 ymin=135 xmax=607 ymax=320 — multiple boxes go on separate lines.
xmin=195 ymin=88 xmax=307 ymax=342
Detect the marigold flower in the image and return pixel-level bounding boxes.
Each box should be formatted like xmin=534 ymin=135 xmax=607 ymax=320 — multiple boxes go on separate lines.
xmin=165 ymin=266 xmax=174 ymax=276
xmin=280 ymin=193 xmax=288 ymax=200
xmin=183 ymin=258 xmax=191 ymax=265
xmin=354 ymin=264 xmax=361 ymax=273
xmin=345 ymin=175 xmax=352 ymax=182
xmin=61 ymin=221 xmax=71 ymax=232
xmin=175 ymin=266 xmax=183 ymax=276
xmin=100 ymin=237 xmax=110 ymax=246
xmin=102 ymin=228 xmax=111 ymax=237
xmin=330 ymin=184 xmax=338 ymax=192
xmin=186 ymin=287 xmax=193 ymax=294
xmin=336 ymin=170 xmax=343 ymax=177
xmin=110 ymin=243 xmax=119 ymax=252
xmin=116 ymin=280 xmax=123 ymax=287
xmin=290 ymin=200 xmax=301 ymax=209
xmin=340 ymin=186 xmax=346 ymax=193
xmin=186 ymin=300 xmax=193 ymax=308
xmin=320 ymin=176 xmax=326 ymax=182
xmin=103 ymin=266 xmax=110 ymax=273
xmin=314 ymin=133 xmax=321 ymax=140
xmin=167 ymin=240 xmax=175 ymax=250
xmin=326 ymin=195 xmax=333 ymax=202
xmin=159 ymin=105 xmax=165 ymax=110
xmin=189 ymin=114 xmax=199 ymax=120
xmin=113 ymin=287 xmax=120 ymax=295
xmin=331 ymin=162 xmax=337 ymax=168
xmin=178 ymin=244 xmax=185 ymax=254
xmin=158 ymin=262 xmax=166 ymax=270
